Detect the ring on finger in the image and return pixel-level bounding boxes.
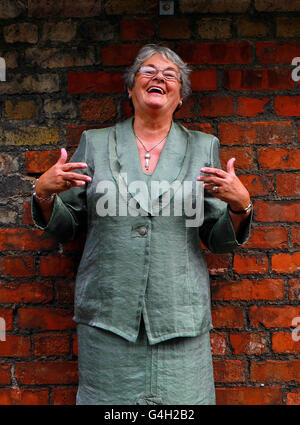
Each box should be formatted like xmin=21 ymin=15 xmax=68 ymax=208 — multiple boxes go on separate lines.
xmin=66 ymin=180 xmax=71 ymax=187
xmin=212 ymin=185 xmax=219 ymax=193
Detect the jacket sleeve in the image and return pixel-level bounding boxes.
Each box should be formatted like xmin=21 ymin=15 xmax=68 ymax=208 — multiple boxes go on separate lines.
xmin=31 ymin=131 xmax=92 ymax=243
xmin=199 ymin=136 xmax=252 ymax=254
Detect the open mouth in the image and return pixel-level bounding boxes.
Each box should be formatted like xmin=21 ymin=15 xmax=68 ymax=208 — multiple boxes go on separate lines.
xmin=147 ymin=86 xmax=166 ymax=95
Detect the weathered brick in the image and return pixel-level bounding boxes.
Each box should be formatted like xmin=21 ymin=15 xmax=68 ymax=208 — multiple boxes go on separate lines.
xmin=0 ymin=308 xmax=13 ymax=331
xmin=102 ymin=44 xmax=142 ymax=66
xmin=254 ymin=200 xmax=300 ymax=222
xmin=272 ymin=332 xmax=300 ymax=354
xmin=120 ymin=19 xmax=154 ymax=41
xmin=178 ymin=42 xmax=251 ymax=65
xmin=18 ymin=308 xmax=75 ymax=331
xmin=212 ymin=305 xmax=244 ymax=329
xmin=0 ymin=335 xmax=31 ymax=357
xmin=68 ymin=71 xmax=124 ymax=94
xmin=0 ymin=0 xmax=26 ymax=19
xmin=42 ymin=20 xmax=77 ymax=42
xmin=210 ymin=332 xmax=227 ymax=355
xmin=220 ymin=147 xmax=254 ymax=171
xmin=4 ymin=23 xmax=38 ymax=44
xmin=56 ymin=281 xmax=75 ymax=304
xmin=0 ymin=389 xmax=49 ymax=405
xmin=44 ymin=99 xmax=77 ymax=119
xmin=5 ymin=100 xmax=38 ymax=120
xmin=39 ymin=255 xmax=77 ymax=278
xmin=0 ymin=74 xmax=60 ymax=95
xmin=26 ymin=46 xmax=97 ymax=69
xmin=258 ymin=148 xmax=300 ymax=170
xmin=238 ymin=174 xmax=275 ymax=197
xmin=179 ymin=0 xmax=250 ymax=13
xmin=223 ymin=69 xmax=293 ymax=90
xmin=276 ymin=17 xmax=300 ymax=37
xmin=245 ymin=226 xmax=288 ymax=249
xmin=3 ymin=127 xmax=59 ymax=147
xmin=237 ymin=16 xmax=269 ymax=38
xmin=199 ymin=96 xmax=234 ymax=117
xmin=276 ymin=174 xmax=300 ymax=197
xmin=255 ymin=0 xmax=300 ymax=12
xmin=0 ymin=153 xmax=19 ymax=173
xmin=0 ymin=281 xmax=53 ymax=304
xmin=28 ymin=0 xmax=101 ymax=18
xmin=204 ymin=253 xmax=231 ymax=275
xmin=230 ymin=332 xmax=266 ymax=355
xmin=216 ymin=386 xmax=282 ymax=405
xmin=34 ymin=333 xmax=70 ymax=357
xmin=197 ymin=18 xmax=232 ymax=39
xmin=213 ymin=360 xmax=247 ymax=383
xmin=105 ymin=0 xmax=156 ymax=15
xmin=218 ymin=121 xmax=293 ymax=145
xmin=257 ymin=41 xmax=300 ymax=64
xmin=80 ymin=97 xmax=116 ymax=122
xmin=291 ymin=227 xmax=300 ymax=248
xmin=271 ymin=252 xmax=300 ymax=274
xmin=0 ymin=364 xmax=11 ymax=385
xmin=249 ymin=305 xmax=300 ymax=328
xmin=52 ymin=387 xmax=77 ymax=405
xmin=25 ymin=150 xmax=60 ymax=173
xmin=288 ymin=278 xmax=300 ymax=301
xmin=15 ymin=361 xmax=78 ymax=385
xmin=173 ymin=97 xmax=195 ymax=120
xmin=237 ymin=97 xmax=269 ymax=117
xmin=212 ymin=278 xmax=284 ymax=301
xmin=159 ymin=18 xmax=191 ymax=40
xmin=251 ymin=360 xmax=300 ymax=382
xmin=190 ymin=70 xmax=217 ymax=91
xmin=275 ymin=96 xmax=300 ymax=117
xmin=233 ymin=252 xmax=269 ymax=274
xmin=0 ymin=228 xmax=57 ymax=251
xmin=287 ymin=389 xmax=300 ymax=405
xmin=1 ymin=256 xmax=35 ymax=277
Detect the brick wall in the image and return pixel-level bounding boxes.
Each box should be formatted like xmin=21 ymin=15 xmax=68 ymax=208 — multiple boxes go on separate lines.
xmin=0 ymin=0 xmax=299 ymax=405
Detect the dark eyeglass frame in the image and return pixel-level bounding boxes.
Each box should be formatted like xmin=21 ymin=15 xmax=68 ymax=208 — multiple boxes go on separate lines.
xmin=138 ymin=65 xmax=180 ymax=81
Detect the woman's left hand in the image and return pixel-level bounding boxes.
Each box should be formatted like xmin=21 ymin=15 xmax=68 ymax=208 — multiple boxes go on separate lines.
xmin=197 ymin=158 xmax=251 ymax=211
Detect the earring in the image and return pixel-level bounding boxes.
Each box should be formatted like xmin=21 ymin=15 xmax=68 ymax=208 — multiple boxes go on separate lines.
xmin=178 ymin=101 xmax=183 ymax=108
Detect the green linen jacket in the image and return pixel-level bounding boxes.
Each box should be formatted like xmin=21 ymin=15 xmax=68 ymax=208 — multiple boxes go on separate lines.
xmin=32 ymin=117 xmax=252 ymax=345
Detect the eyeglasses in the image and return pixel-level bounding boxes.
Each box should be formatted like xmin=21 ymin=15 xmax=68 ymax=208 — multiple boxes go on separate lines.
xmin=138 ymin=65 xmax=180 ymax=81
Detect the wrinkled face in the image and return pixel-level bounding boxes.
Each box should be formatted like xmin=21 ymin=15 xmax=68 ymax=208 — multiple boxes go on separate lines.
xmin=128 ymin=54 xmax=182 ymax=116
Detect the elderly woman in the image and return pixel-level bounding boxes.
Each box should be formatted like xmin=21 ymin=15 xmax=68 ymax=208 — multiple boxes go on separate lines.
xmin=31 ymin=44 xmax=252 ymax=405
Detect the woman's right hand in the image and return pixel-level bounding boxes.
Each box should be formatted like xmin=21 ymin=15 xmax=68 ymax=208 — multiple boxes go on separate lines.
xmin=34 ymin=148 xmax=92 ymax=198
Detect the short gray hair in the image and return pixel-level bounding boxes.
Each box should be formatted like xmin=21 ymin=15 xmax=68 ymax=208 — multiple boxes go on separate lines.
xmin=123 ymin=44 xmax=192 ymax=99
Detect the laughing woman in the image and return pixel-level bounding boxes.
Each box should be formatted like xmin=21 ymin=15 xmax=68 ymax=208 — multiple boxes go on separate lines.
xmin=31 ymin=44 xmax=252 ymax=405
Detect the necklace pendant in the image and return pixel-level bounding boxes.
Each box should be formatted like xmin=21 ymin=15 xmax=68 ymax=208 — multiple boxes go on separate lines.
xmin=145 ymin=153 xmax=151 ymax=170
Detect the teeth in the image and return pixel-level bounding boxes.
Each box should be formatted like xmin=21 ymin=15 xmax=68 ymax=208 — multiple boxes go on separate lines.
xmin=148 ymin=87 xmax=164 ymax=94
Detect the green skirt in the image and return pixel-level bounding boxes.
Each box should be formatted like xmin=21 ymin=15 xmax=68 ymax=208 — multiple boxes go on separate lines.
xmin=76 ymin=319 xmax=216 ymax=405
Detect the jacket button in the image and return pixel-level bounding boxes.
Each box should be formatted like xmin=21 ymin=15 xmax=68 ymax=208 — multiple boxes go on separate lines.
xmin=138 ymin=226 xmax=148 ymax=236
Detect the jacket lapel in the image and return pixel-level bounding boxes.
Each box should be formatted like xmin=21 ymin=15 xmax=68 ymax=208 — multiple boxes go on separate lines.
xmin=109 ymin=117 xmax=191 ymax=215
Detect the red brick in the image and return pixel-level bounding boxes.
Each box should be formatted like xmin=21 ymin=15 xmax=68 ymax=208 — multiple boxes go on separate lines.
xmin=173 ymin=97 xmax=195 ymax=119
xmin=15 ymin=361 xmax=78 ymax=385
xmin=28 ymin=0 xmax=101 ymax=18
xmin=0 ymin=335 xmax=31 ymax=357
xmin=158 ymin=18 xmax=191 ymax=39
xmin=23 ymin=202 xmax=33 ymax=225
xmin=56 ymin=280 xmax=75 ymax=304
xmin=25 ymin=150 xmax=60 ymax=173
xmin=68 ymin=72 xmax=124 ymax=94
xmin=287 ymin=389 xmax=300 ymax=405
xmin=39 ymin=255 xmax=77 ymax=277
xmin=291 ymin=227 xmax=300 ymax=248
xmin=199 ymin=95 xmax=234 ymax=117
xmin=0 ymin=281 xmax=53 ymax=304
xmin=272 ymin=332 xmax=300 ymax=354
xmin=213 ymin=359 xmax=247 ymax=383
xmin=218 ymin=121 xmax=293 ymax=145
xmin=52 ymin=387 xmax=77 ymax=405
xmin=271 ymin=252 xmax=300 ymax=273
xmin=0 ymin=389 xmax=49 ymax=405
xmin=34 ymin=333 xmax=70 ymax=357
xmin=275 ymin=96 xmax=300 ymax=116
xmin=81 ymin=97 xmax=116 ymax=122
xmin=254 ymin=200 xmax=300 ymax=222
xmin=210 ymin=332 xmax=227 ymax=355
xmin=1 ymin=256 xmax=35 ymax=277
xmin=250 ymin=360 xmax=300 ymax=382
xmin=0 ymin=308 xmax=13 ymax=331
xmin=288 ymin=278 xmax=300 ymax=301
xmin=233 ymin=253 xmax=269 ymax=274
xmin=216 ymin=386 xmax=282 ymax=405
xmin=0 ymin=228 xmax=57 ymax=251
xmin=230 ymin=332 xmax=266 ymax=355
xmin=212 ymin=305 xmax=244 ymax=329
xmin=276 ymin=174 xmax=300 ymax=197
xmin=223 ymin=68 xmax=293 ymax=90
xmin=220 ymin=148 xmax=254 ymax=171
xmin=182 ymin=122 xmax=213 ymax=134
xmin=256 ymin=41 xmax=300 ymax=64
xmin=245 ymin=226 xmax=288 ymax=249
xmin=203 ymin=253 xmax=231 ymax=275
xmin=249 ymin=305 xmax=300 ymax=328
xmin=120 ymin=19 xmax=154 ymax=41
xmin=239 ymin=174 xmax=275 ymax=196
xmin=66 ymin=124 xmax=107 ymax=147
xmin=178 ymin=42 xmax=251 ymax=65
xmin=190 ymin=70 xmax=217 ymax=91
xmin=102 ymin=44 xmax=142 ymax=66
xmin=212 ymin=278 xmax=284 ymax=301
xmin=258 ymin=148 xmax=300 ymax=170
xmin=0 ymin=364 xmax=11 ymax=385
xmin=18 ymin=307 xmax=75 ymax=331
xmin=237 ymin=97 xmax=269 ymax=117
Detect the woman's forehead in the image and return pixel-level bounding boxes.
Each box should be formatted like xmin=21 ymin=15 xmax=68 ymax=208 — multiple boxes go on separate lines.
xmin=141 ymin=54 xmax=179 ymax=70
